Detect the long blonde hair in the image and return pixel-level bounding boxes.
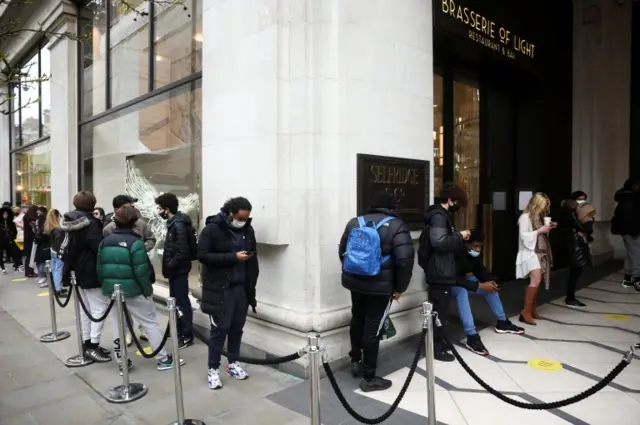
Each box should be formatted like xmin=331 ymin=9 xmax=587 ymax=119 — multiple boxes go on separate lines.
xmin=44 ymin=209 xmax=61 ymax=233
xmin=523 ymin=192 xmax=550 ymax=229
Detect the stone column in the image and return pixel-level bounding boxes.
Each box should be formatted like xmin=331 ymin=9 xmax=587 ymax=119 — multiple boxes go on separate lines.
xmin=0 ymin=91 xmax=10 ymax=203
xmin=201 ymin=0 xmax=434 ymax=372
xmin=572 ymin=0 xmax=632 ymax=261
xmin=48 ymin=19 xmax=78 ymax=211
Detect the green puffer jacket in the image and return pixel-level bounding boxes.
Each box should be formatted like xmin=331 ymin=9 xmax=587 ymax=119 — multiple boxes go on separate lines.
xmin=97 ymin=229 xmax=153 ymax=298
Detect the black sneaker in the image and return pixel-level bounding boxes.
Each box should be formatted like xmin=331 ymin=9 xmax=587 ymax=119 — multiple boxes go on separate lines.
xmin=465 ymin=334 xmax=489 ymax=356
xmin=565 ymin=298 xmax=587 ymax=308
xmin=622 ymin=275 xmax=634 ymax=288
xmin=359 ymin=377 xmax=392 ymax=393
xmin=84 ymin=345 xmax=112 ymax=363
xmin=118 ymin=359 xmax=135 ymax=376
xmin=495 ymin=320 xmax=525 ymax=335
xmin=350 ymin=361 xmax=363 ymax=378
xmin=178 ymin=336 xmax=194 ymax=350
xmin=434 ymin=350 xmax=455 ymax=362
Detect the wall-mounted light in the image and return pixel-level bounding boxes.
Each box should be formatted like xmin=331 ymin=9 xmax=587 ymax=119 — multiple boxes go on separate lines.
xmin=194 ymin=33 xmax=203 ymax=42
xmin=155 ymin=55 xmax=164 ymax=61
xmin=16 ymin=185 xmax=23 ymax=191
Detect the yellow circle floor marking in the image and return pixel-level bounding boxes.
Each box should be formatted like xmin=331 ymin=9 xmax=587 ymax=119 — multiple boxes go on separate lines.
xmin=136 ymin=346 xmax=153 ymax=356
xmin=528 ymin=358 xmax=563 ymax=371
xmin=604 ymin=313 xmax=631 ymax=321
xmin=12 ymin=278 xmax=28 ymax=282
xmin=37 ymin=291 xmax=49 ymax=297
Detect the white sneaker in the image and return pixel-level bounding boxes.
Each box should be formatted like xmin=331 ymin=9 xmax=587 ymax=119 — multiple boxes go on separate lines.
xmin=208 ymin=368 xmax=222 ymax=390
xmin=38 ymin=277 xmax=46 ymax=284
xmin=226 ymin=362 xmax=248 ymax=380
xmin=1 ymin=269 xmax=6 ymax=275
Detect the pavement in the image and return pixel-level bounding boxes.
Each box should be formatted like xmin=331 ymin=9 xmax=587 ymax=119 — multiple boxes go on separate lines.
xmin=1 ymin=264 xmax=640 ymax=425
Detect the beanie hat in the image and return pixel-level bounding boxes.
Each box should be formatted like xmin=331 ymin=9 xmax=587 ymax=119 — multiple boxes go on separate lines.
xmin=370 ymin=190 xmax=396 ymax=210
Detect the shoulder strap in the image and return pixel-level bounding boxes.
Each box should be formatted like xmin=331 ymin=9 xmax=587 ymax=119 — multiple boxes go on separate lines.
xmin=375 ymin=216 xmax=395 ymax=230
xmin=357 ymin=216 xmax=366 ymax=228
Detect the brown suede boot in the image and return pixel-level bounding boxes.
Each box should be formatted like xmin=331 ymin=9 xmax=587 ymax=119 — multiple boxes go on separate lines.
xmin=519 ymin=286 xmax=538 ymax=325
xmin=532 ymin=294 xmax=541 ymax=319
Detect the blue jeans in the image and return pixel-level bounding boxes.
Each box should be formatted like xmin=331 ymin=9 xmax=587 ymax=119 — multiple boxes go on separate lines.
xmin=50 ymin=255 xmax=63 ymax=292
xmin=37 ymin=262 xmax=45 ymax=278
xmin=451 ymin=277 xmax=507 ymax=336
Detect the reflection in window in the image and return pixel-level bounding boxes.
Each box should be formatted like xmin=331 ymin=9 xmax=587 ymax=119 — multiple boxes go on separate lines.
xmin=81 ymin=85 xmax=202 ymax=287
xmin=20 ymin=55 xmax=40 ymax=144
xmin=40 ymin=47 xmax=51 ymax=137
xmin=453 ymin=80 xmax=480 ymax=231
xmin=433 ymin=74 xmax=444 ymax=196
xmin=13 ymin=142 xmax=51 ymax=208
xmin=154 ymin=0 xmax=203 ymax=89
xmin=109 ymin=0 xmax=150 ymax=106
xmin=81 ymin=0 xmax=107 ymax=118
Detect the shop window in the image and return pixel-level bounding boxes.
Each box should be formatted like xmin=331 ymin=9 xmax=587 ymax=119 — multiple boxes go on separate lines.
xmin=453 ymin=79 xmax=480 ymax=231
xmin=109 ymin=0 xmax=151 ymax=107
xmin=12 ymin=142 xmax=52 ymax=208
xmin=19 ymin=54 xmax=40 ymax=145
xmin=154 ymin=0 xmax=203 ymax=89
xmin=80 ymin=83 xmax=202 ymax=287
xmin=433 ymin=74 xmax=444 ymax=196
xmin=80 ymin=0 xmax=107 ymax=118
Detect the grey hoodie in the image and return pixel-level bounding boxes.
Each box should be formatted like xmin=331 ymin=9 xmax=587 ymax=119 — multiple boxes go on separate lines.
xmin=103 ymin=213 xmax=156 ymax=253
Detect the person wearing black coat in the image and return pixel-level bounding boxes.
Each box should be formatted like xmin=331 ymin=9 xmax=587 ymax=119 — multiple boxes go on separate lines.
xmin=420 ymin=182 xmax=470 ymax=362
xmin=34 ymin=207 xmax=51 ymax=286
xmin=198 ymin=197 xmax=258 ymax=390
xmin=60 ymin=191 xmax=111 ymax=363
xmin=22 ymin=205 xmax=38 ymax=277
xmin=611 ymin=180 xmax=640 ymax=288
xmin=338 ymin=191 xmax=414 ymax=393
xmin=0 ymin=206 xmax=22 ymax=273
xmin=156 ymin=192 xmax=194 ymax=348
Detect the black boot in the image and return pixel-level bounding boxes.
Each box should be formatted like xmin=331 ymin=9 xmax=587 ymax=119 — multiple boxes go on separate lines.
xmin=359 ymin=376 xmax=392 ymax=392
xmin=350 ymin=361 xmax=363 ymax=378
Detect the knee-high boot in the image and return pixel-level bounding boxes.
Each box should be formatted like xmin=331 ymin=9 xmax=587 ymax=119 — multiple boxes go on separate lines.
xmin=532 ymin=294 xmax=541 ymax=319
xmin=519 ymin=286 xmax=538 ymax=325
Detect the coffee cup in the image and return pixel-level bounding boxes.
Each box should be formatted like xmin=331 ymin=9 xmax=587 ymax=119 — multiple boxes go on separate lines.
xmin=544 ymin=217 xmax=552 ymax=227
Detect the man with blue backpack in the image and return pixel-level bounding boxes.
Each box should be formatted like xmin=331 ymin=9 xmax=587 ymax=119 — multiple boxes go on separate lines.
xmin=339 ymin=191 xmax=414 ymax=393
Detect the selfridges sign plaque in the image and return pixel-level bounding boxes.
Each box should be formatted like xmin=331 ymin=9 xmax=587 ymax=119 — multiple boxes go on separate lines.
xmin=439 ymin=0 xmax=535 ymax=61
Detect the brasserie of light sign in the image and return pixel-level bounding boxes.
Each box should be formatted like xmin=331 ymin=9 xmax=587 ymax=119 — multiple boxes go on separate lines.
xmin=440 ymin=0 xmax=535 ymax=60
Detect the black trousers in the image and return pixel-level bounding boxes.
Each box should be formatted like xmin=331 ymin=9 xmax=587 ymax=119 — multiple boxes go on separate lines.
xmin=349 ymin=292 xmax=390 ymax=379
xmin=0 ymin=243 xmax=21 ymax=270
xmin=427 ymin=283 xmax=452 ymax=352
xmin=566 ymin=266 xmax=583 ymax=301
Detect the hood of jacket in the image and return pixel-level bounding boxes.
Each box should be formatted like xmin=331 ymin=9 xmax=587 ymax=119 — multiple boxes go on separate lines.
xmin=205 ymin=211 xmax=253 ymax=229
xmin=0 ymin=206 xmax=14 ymax=222
xmin=60 ymin=210 xmax=92 ymax=233
xmin=424 ymin=204 xmax=450 ymax=223
xmin=366 ymin=207 xmax=399 ymax=218
xmin=615 ymin=188 xmax=637 ymax=203
xmin=561 ymin=199 xmax=578 ymax=210
xmin=168 ymin=211 xmax=193 ymax=228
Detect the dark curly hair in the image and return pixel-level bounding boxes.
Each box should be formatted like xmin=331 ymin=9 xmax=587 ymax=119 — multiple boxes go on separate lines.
xmin=155 ymin=193 xmax=179 ymax=214
xmin=221 ymin=197 xmax=252 ymax=215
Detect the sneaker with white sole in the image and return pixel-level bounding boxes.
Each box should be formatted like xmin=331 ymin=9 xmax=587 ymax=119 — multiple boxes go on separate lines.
xmin=157 ymin=355 xmax=185 ymax=371
xmin=226 ymin=362 xmax=248 ymax=380
xmin=1 ymin=269 xmax=6 ymax=275
xmin=208 ymin=368 xmax=223 ymax=389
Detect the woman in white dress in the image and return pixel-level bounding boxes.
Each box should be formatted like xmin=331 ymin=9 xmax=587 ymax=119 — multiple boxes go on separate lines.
xmin=516 ymin=193 xmax=556 ymax=325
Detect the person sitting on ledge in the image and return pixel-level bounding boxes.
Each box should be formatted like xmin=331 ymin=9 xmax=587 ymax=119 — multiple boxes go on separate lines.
xmin=451 ymin=229 xmax=524 ymax=356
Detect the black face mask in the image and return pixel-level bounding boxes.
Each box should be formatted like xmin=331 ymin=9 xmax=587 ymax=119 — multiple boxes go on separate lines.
xmin=449 ymin=202 xmax=461 ymax=213
xmin=159 ymin=211 xmax=169 ymax=220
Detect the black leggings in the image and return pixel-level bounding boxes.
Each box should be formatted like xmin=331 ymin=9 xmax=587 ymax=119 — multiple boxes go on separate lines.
xmin=566 ymin=266 xmax=583 ymax=301
xmin=0 ymin=243 xmax=22 ymax=270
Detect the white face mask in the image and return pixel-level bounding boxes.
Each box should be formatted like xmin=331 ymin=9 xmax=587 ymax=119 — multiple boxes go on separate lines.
xmin=577 ymin=200 xmax=586 ymax=204
xmin=230 ymin=219 xmax=246 ymax=229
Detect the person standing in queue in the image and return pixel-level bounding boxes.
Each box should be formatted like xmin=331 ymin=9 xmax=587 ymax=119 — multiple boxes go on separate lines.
xmin=418 ymin=182 xmax=469 ymax=362
xmin=0 ymin=206 xmax=22 ymax=274
xmin=155 ymin=193 xmax=195 ymax=349
xmin=198 ymin=197 xmax=258 ymax=390
xmin=611 ymin=179 xmax=640 ymax=288
xmin=339 ymin=191 xmax=414 ymax=392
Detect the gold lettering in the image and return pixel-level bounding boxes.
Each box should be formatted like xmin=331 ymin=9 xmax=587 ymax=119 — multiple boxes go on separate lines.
xmin=481 ymin=17 xmax=487 ymax=34
xmin=456 ymin=5 xmax=463 ymax=21
xmin=489 ymin=22 xmax=495 ymax=38
xmin=462 ymin=7 xmax=470 ymax=24
xmin=369 ymin=166 xmax=419 ymax=185
xmin=448 ymin=0 xmax=456 ymax=17
xmin=441 ymin=0 xmax=449 ymax=14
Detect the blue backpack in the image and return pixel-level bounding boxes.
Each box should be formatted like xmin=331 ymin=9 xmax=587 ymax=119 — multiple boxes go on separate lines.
xmin=343 ymin=216 xmax=395 ymax=276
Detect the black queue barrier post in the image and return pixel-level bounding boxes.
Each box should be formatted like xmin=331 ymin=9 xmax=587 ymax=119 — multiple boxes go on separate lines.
xmin=64 ymin=271 xmax=95 ymax=367
xmin=39 ymin=260 xmax=70 ymax=343
xmin=106 ymin=284 xmax=148 ymax=403
xmin=167 ymin=297 xmax=205 ymax=425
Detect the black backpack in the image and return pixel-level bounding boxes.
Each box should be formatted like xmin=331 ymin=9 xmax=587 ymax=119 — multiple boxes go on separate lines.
xmin=417 ymin=225 xmax=432 ymax=271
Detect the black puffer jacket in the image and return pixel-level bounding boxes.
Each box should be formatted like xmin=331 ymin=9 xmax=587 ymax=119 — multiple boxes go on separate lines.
xmin=60 ymin=210 xmax=103 ymax=289
xmin=162 ymin=212 xmax=194 ymax=279
xmin=198 ymin=213 xmax=259 ymax=321
xmin=0 ymin=207 xmax=17 ymax=247
xmin=611 ymin=189 xmax=640 ymax=236
xmin=422 ymin=205 xmax=464 ymax=285
xmin=339 ymin=208 xmax=414 ymax=296
xmin=556 ymin=199 xmax=592 ymax=268
xmin=34 ymin=218 xmax=51 ymax=264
